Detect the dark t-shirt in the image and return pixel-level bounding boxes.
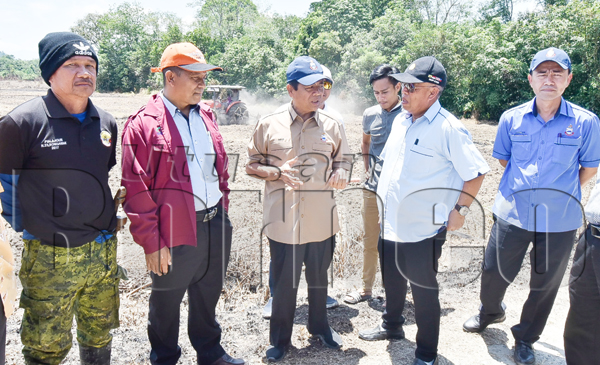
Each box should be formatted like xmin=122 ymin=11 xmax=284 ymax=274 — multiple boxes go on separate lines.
xmin=0 ymin=90 xmax=117 ymax=247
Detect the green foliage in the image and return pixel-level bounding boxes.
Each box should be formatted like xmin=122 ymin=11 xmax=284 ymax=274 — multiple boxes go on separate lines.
xmin=1 ymin=0 xmax=593 ymax=122
xmin=0 ymin=54 xmax=40 ymax=80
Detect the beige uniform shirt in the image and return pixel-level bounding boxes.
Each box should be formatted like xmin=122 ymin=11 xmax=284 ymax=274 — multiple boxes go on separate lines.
xmin=247 ymin=103 xmax=352 ymax=245
xmin=0 ymin=186 xmax=17 ymax=317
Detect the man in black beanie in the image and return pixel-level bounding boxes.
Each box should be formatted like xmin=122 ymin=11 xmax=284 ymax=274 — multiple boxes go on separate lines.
xmin=0 ymin=32 xmax=122 ymax=365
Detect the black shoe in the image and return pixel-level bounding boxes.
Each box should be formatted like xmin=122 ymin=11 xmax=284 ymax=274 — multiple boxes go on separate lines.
xmin=412 ymin=357 xmax=439 ymax=365
xmin=358 ymin=324 xmax=405 ymax=341
xmin=265 ymin=345 xmax=288 ymax=362
xmin=313 ymin=327 xmax=342 ymax=349
xmin=79 ymin=343 xmax=111 ymax=365
xmin=262 ymin=298 xmax=273 ymax=319
xmin=514 ymin=341 xmax=535 ymax=365
xmin=326 ymin=296 xmax=339 ymax=309
xmin=463 ymin=312 xmax=506 ymax=333
xmin=210 ymin=353 xmax=245 ymax=365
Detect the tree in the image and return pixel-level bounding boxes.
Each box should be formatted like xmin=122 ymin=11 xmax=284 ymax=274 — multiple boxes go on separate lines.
xmin=191 ymin=0 xmax=259 ymax=41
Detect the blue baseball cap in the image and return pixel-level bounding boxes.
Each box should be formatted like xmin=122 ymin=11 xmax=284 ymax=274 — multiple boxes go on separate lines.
xmin=529 ymin=47 xmax=571 ymax=73
xmin=286 ymin=56 xmax=331 ymax=85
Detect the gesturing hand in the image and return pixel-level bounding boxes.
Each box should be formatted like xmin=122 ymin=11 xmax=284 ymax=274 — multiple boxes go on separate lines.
xmin=327 ymin=168 xmax=348 ymax=189
xmin=146 ymin=246 xmax=172 ymax=276
xmin=279 ymin=156 xmax=304 ymax=189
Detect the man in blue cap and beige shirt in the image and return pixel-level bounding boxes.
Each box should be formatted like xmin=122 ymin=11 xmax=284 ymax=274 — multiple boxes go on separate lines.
xmin=246 ymin=56 xmax=351 ymax=362
xmin=463 ymin=47 xmax=600 ymax=365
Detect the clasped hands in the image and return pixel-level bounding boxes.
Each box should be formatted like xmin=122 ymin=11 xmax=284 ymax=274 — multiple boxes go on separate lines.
xmin=279 ymin=156 xmax=348 ymax=190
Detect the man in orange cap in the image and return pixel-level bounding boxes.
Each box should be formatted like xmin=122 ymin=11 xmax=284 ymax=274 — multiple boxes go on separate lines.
xmin=121 ymin=43 xmax=244 ymax=365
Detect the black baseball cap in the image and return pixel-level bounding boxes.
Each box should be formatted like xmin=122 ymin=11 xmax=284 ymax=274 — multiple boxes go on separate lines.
xmin=391 ymin=56 xmax=447 ymax=88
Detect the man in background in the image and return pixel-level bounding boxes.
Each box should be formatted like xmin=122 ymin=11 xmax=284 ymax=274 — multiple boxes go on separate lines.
xmin=344 ymin=64 xmax=402 ymax=305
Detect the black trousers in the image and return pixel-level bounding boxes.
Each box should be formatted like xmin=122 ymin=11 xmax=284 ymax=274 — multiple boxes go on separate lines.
xmin=480 ymin=216 xmax=576 ymax=344
xmin=379 ymin=231 xmax=446 ymax=363
xmin=269 ymin=236 xmax=335 ymax=349
xmin=148 ymin=208 xmax=232 ymax=365
xmin=564 ymin=225 xmax=600 ymax=365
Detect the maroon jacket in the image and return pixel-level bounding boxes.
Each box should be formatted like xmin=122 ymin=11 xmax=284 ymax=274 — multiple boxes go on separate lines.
xmin=121 ymin=94 xmax=230 ymax=254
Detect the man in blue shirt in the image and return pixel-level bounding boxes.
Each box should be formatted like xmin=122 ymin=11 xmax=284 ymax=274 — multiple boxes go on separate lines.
xmin=463 ymin=47 xmax=600 ymax=365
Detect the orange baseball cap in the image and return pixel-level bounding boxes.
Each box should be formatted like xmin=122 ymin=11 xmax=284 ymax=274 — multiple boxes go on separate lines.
xmin=151 ymin=42 xmax=222 ymax=73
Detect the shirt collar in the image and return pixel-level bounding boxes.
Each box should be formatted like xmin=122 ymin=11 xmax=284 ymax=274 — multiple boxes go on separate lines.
xmin=382 ymin=99 xmax=402 ymax=114
xmin=529 ymin=97 xmax=572 ymax=119
xmin=160 ymin=91 xmax=198 ymax=119
xmin=287 ymin=102 xmax=320 ymax=126
xmin=415 ymin=99 xmax=441 ymax=124
xmin=43 ymin=89 xmax=99 ymax=122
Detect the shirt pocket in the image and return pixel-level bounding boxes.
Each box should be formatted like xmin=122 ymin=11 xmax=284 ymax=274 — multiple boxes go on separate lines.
xmin=509 ymin=134 xmax=532 ymax=162
xmin=553 ymin=136 xmax=581 ymax=166
xmin=312 ymin=142 xmax=333 ymax=153
xmin=268 ymin=140 xmax=293 ymax=165
xmin=406 ymin=144 xmax=434 ymax=174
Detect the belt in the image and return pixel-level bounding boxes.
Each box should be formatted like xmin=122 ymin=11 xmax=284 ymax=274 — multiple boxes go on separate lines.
xmin=197 ymin=205 xmax=218 ymax=223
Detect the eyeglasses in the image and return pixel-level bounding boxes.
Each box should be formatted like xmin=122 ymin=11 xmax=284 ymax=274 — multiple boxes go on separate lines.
xmin=323 ymin=80 xmax=333 ymax=90
xmin=401 ymin=83 xmax=437 ymax=93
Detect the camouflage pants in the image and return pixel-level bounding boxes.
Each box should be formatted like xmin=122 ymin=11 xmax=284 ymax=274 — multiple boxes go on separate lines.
xmin=19 ymin=236 xmax=125 ymax=365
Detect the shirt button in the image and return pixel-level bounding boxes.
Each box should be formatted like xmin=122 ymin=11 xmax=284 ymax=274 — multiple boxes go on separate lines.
xmin=302 ymin=129 xmax=305 ymax=132
xmin=541 ymin=141 xmax=545 ymax=144
xmin=301 ymin=214 xmax=304 ymax=218
xmin=301 ymin=197 xmax=305 ymax=201
xmin=538 ymin=156 xmax=542 ymax=160
xmin=302 ymin=146 xmax=305 ymax=149
xmin=531 ymin=204 xmax=535 ymax=207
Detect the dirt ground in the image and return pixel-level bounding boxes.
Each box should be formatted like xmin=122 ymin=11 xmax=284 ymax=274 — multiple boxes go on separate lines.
xmin=0 ymin=80 xmax=588 ymax=364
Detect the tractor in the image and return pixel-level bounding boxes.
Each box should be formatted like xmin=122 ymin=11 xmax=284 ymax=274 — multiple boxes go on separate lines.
xmin=202 ymin=85 xmax=250 ymax=125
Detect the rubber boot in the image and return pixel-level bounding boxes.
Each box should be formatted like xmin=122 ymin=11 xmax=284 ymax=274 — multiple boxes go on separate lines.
xmin=79 ymin=342 xmax=111 ymax=365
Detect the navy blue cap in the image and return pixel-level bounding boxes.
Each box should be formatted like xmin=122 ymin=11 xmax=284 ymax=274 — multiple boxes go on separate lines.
xmin=286 ymin=56 xmax=330 ymax=85
xmin=390 ymin=56 xmax=447 ymax=88
xmin=530 ymin=47 xmax=571 ymax=73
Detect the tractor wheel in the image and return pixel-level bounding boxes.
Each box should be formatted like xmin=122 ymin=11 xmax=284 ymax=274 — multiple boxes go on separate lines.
xmin=226 ymin=103 xmax=249 ymax=125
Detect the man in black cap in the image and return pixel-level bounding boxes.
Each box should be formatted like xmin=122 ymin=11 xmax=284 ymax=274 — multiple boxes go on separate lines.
xmin=358 ymin=56 xmax=489 ymax=365
xmin=0 ymin=32 xmax=122 ymax=364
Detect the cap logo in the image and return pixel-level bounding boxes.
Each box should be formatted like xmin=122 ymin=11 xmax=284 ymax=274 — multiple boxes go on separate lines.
xmin=309 ymin=61 xmax=318 ymax=71
xmin=187 ymin=51 xmax=205 ymax=62
xmin=546 ymin=49 xmax=556 ymax=58
xmin=73 ymin=42 xmax=93 ymax=56
xmin=100 ymin=130 xmax=112 ymax=147
xmin=409 ymin=63 xmax=416 ymax=70
xmin=428 ymin=75 xmax=442 ymax=84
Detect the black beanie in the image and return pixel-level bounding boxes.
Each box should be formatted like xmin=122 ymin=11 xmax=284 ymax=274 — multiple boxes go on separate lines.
xmin=38 ymin=32 xmax=99 ymax=86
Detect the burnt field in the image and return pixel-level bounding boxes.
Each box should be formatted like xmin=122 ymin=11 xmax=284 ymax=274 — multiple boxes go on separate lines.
xmin=0 ymin=80 xmax=585 ymax=364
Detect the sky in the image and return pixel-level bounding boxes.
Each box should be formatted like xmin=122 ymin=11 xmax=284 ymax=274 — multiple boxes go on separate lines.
xmin=0 ymin=0 xmax=319 ymax=60
xmin=1 ymin=0 xmax=537 ymax=60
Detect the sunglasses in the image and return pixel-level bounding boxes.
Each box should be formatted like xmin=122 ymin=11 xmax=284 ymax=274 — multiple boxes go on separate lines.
xmin=401 ymin=83 xmax=437 ymax=93
xmin=323 ymin=80 xmax=333 ymax=90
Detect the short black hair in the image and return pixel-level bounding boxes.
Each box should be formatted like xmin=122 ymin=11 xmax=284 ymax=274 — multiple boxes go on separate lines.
xmin=162 ymin=66 xmax=182 ymax=85
xmin=369 ymin=64 xmax=400 ymax=86
xmin=287 ymin=80 xmax=299 ymax=91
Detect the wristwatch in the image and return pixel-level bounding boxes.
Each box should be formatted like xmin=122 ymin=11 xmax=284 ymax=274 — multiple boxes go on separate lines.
xmin=455 ymin=204 xmax=470 ymax=216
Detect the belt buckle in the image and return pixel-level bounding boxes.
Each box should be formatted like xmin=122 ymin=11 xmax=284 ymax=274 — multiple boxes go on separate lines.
xmin=203 ymin=207 xmax=217 ymax=222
